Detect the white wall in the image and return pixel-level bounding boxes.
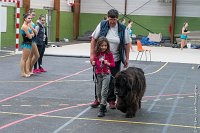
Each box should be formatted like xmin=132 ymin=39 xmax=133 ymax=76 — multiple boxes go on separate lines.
xmin=80 ymin=0 xmax=125 ymax=14
xmin=2 ymin=0 xmax=199 ymax=17
xmin=127 ymin=0 xmax=171 ymax=16
xmin=30 ymin=0 xmax=54 ymax=9
xmin=30 ymin=0 xmax=72 ymax=12
xmin=80 ymin=0 xmax=171 ymax=16
xmin=176 ymin=0 xmax=200 ymax=17
xmin=60 ymin=0 xmax=71 ymax=12
xmin=80 ymin=0 xmax=200 ymax=17
xmin=0 ymin=7 xmax=7 ymax=32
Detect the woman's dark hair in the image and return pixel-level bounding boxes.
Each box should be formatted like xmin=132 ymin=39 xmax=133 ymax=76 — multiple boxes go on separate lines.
xmin=39 ymin=14 xmax=45 ymax=20
xmin=95 ymin=36 xmax=110 ymax=55
xmin=121 ymin=18 xmax=125 ymax=22
xmin=128 ymin=19 xmax=132 ymax=24
xmin=23 ymin=13 xmax=31 ymax=19
xmin=103 ymin=16 xmax=107 ymax=20
xmin=107 ymin=9 xmax=118 ymax=18
xmin=28 ymin=9 xmax=35 ymax=14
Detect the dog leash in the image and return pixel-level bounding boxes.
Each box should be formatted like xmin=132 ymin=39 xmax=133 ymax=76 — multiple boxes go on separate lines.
xmin=93 ymin=66 xmax=98 ymax=100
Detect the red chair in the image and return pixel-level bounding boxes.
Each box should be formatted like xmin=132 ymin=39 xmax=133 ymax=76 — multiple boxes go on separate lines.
xmin=136 ymin=40 xmax=151 ymax=61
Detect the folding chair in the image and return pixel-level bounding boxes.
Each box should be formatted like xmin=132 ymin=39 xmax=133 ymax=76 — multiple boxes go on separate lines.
xmin=136 ymin=40 xmax=151 ymax=61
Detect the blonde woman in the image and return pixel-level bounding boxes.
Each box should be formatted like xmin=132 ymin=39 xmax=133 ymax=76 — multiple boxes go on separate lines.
xmin=20 ymin=13 xmax=34 ymax=77
xmin=126 ymin=20 xmax=134 ymax=51
xmin=26 ymin=9 xmax=40 ymax=74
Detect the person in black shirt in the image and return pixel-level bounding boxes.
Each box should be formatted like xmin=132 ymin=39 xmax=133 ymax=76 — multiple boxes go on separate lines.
xmin=34 ymin=15 xmax=48 ymax=73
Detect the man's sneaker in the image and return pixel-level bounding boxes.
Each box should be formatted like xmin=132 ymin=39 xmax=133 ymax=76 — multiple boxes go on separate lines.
xmin=33 ymin=69 xmax=41 ymax=74
xmin=91 ymin=100 xmax=100 ymax=108
xmin=40 ymin=67 xmax=47 ymax=72
xmin=109 ymin=101 xmax=116 ymax=109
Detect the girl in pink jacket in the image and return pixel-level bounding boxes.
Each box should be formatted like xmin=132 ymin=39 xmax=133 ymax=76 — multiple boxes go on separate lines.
xmin=91 ymin=36 xmax=115 ymax=117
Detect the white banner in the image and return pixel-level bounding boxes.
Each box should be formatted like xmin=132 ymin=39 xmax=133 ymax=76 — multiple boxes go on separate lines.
xmin=0 ymin=6 xmax=7 ymax=32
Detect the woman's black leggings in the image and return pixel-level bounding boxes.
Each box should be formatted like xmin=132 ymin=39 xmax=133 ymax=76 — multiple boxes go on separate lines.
xmin=34 ymin=43 xmax=45 ymax=69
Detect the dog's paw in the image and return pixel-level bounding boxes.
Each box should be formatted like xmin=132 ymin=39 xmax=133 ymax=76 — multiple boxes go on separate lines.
xmin=118 ymin=107 xmax=127 ymax=113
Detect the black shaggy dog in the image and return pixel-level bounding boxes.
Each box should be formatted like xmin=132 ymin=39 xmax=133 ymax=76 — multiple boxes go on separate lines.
xmin=115 ymin=67 xmax=146 ymax=118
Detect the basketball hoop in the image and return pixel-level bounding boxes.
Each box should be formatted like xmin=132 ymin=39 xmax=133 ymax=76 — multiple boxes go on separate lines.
xmin=67 ymin=0 xmax=74 ymax=7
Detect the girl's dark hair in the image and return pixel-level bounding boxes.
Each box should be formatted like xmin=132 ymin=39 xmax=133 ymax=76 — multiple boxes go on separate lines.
xmin=23 ymin=13 xmax=31 ymax=19
xmin=95 ymin=36 xmax=110 ymax=55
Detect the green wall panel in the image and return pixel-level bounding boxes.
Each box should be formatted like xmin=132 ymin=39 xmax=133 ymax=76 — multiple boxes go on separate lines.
xmin=79 ymin=13 xmax=106 ymax=36
xmin=59 ymin=11 xmax=73 ymax=41
xmin=79 ymin=13 xmax=172 ymax=37
xmin=125 ymin=15 xmax=171 ymax=36
xmin=175 ymin=17 xmax=200 ymax=35
xmin=79 ymin=13 xmax=200 ymax=39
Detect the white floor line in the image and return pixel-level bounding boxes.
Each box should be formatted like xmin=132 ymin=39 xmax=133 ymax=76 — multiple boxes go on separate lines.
xmin=52 ymin=106 xmax=91 ymax=133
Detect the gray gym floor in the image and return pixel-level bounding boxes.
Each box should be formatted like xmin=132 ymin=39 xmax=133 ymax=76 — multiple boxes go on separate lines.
xmin=0 ymin=55 xmax=199 ymax=133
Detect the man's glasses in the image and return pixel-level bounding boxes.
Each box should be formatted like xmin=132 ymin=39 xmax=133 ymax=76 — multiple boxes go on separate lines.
xmin=41 ymin=19 xmax=45 ymax=21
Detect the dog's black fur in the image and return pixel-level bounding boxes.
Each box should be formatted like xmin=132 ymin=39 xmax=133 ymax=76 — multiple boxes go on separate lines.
xmin=115 ymin=67 xmax=146 ymax=118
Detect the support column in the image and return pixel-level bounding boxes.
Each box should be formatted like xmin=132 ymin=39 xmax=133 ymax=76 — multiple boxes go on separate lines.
xmin=23 ymin=0 xmax=30 ymax=13
xmin=171 ymin=0 xmax=176 ymax=44
xmin=73 ymin=0 xmax=80 ymax=39
xmin=124 ymin=0 xmax=127 ymax=15
xmin=54 ymin=0 xmax=60 ymax=41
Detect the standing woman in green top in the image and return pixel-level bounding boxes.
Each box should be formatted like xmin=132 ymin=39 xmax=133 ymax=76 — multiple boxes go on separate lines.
xmin=20 ymin=13 xmax=34 ymax=77
xmin=26 ymin=9 xmax=40 ymax=74
xmin=180 ymin=22 xmax=190 ymax=50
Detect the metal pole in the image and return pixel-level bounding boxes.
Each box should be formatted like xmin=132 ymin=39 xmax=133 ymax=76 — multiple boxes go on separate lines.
xmin=124 ymin=0 xmax=127 ymax=15
xmin=15 ymin=0 xmax=20 ymax=53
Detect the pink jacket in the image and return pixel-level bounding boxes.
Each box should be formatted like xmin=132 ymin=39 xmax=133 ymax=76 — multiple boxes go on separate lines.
xmin=94 ymin=52 xmax=115 ymax=74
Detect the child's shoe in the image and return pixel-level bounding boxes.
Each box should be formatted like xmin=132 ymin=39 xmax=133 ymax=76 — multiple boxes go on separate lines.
xmin=91 ymin=100 xmax=100 ymax=108
xmin=97 ymin=104 xmax=106 ymax=117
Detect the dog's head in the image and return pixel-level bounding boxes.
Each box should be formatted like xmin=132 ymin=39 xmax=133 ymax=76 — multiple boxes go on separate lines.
xmin=114 ymin=71 xmax=133 ymax=97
